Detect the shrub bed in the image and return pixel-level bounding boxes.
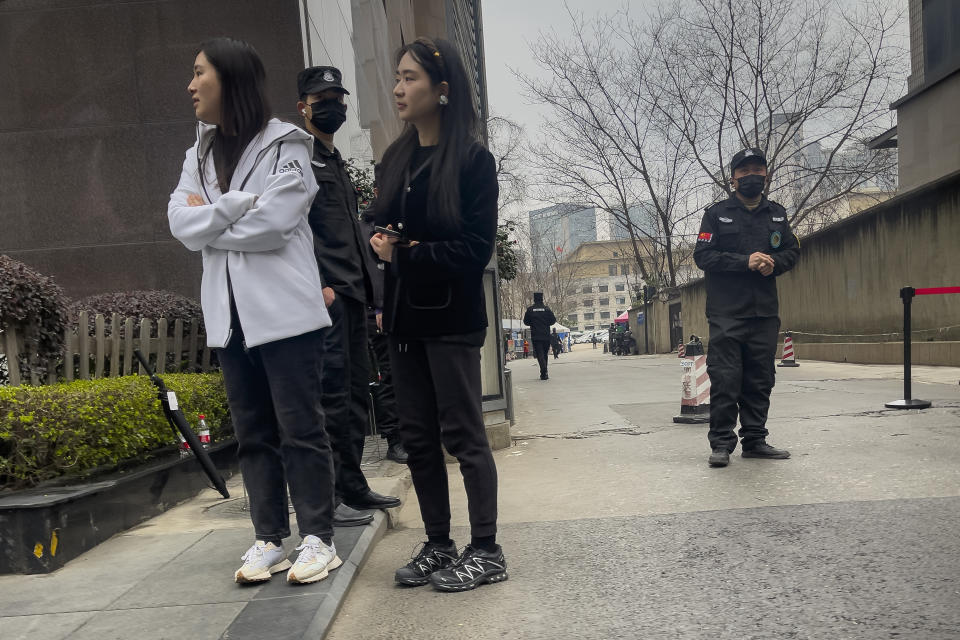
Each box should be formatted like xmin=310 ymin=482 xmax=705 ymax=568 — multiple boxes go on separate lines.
xmin=0 ymin=373 xmax=230 ymax=490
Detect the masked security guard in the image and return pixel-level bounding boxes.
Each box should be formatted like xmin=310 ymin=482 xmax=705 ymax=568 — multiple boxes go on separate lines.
xmin=297 ymin=66 xmax=401 ymax=523
xmin=693 ymin=148 xmax=800 ymax=468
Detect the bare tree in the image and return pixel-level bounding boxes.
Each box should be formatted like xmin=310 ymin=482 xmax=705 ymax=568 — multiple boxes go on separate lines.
xmin=642 ymin=0 xmax=905 ymax=233
xmin=521 ymin=0 xmax=906 ymax=274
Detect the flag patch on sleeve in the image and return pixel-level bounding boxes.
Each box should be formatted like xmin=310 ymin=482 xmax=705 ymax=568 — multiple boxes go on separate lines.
xmin=697 ymin=232 xmax=713 ymax=243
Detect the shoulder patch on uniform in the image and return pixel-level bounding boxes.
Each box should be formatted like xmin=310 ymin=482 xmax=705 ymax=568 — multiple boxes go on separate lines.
xmin=698 ymin=231 xmax=713 ymax=243
xmin=311 ymin=160 xmax=326 ymax=168
xmin=772 ymin=216 xmax=785 ymax=222
xmin=719 ymin=216 xmax=733 ymax=223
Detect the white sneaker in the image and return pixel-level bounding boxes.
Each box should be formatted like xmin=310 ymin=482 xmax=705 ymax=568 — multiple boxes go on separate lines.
xmin=286 ymin=535 xmax=342 ymax=584
xmin=235 ymin=540 xmax=292 ymax=583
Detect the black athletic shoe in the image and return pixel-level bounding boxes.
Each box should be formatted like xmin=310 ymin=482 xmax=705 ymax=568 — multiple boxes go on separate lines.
xmin=394 ymin=541 xmax=459 ymax=586
xmin=708 ymin=449 xmax=730 ymax=467
xmin=429 ymin=545 xmax=508 ymax=592
xmin=742 ymin=441 xmax=790 ymax=459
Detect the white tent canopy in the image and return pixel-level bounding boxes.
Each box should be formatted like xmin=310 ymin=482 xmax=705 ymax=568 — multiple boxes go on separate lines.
xmin=502 ymin=318 xmax=571 ymax=333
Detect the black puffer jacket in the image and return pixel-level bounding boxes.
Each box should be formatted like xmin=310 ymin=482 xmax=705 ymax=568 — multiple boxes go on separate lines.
xmin=375 ymin=142 xmax=498 ymax=339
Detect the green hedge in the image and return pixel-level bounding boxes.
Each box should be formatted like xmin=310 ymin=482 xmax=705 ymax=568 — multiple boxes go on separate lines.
xmin=0 ymin=373 xmax=230 ymax=490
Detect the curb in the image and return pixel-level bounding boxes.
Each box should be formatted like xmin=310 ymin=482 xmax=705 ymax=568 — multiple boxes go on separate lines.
xmin=302 ymin=509 xmax=388 ymax=639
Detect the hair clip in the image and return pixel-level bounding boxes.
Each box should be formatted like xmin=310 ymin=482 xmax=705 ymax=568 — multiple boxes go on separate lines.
xmin=433 ymin=51 xmax=441 ymax=57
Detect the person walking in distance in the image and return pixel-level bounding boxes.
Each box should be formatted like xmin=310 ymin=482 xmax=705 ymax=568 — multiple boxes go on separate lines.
xmin=523 ymin=292 xmax=556 ymax=380
xmin=169 ymin=38 xmax=338 ymax=584
xmin=550 ymin=327 xmax=563 ymax=359
xmin=297 ymin=66 xmax=402 ymax=526
xmin=370 ymin=37 xmax=506 ymax=592
xmin=693 ymin=148 xmax=800 ymax=468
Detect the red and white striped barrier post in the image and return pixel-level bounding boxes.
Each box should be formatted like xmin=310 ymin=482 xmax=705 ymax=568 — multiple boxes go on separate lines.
xmin=677 ymin=342 xmax=685 ymax=358
xmin=674 ymin=336 xmax=710 ymax=424
xmin=778 ymin=332 xmax=799 ymax=367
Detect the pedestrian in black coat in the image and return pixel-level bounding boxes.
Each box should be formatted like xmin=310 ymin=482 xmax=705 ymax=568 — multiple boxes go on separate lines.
xmin=370 ymin=37 xmax=507 ymax=593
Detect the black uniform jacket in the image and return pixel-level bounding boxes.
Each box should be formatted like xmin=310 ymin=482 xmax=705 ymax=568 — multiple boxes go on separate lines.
xmin=523 ymin=305 xmax=557 ymax=342
xmin=693 ymin=195 xmax=799 ymax=319
xmin=307 ymin=141 xmax=375 ymax=305
xmin=375 ymin=142 xmax=498 ymax=339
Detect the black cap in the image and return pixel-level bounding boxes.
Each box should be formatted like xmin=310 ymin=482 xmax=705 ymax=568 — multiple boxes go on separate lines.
xmin=730 ymin=147 xmax=766 ymax=173
xmin=297 ymin=66 xmax=350 ymax=98
xmin=533 ymin=292 xmax=544 ymax=304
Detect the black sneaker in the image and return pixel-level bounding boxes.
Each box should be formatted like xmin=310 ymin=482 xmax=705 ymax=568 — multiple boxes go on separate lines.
xmin=742 ymin=441 xmax=790 ymax=459
xmin=708 ymin=449 xmax=730 ymax=467
xmin=429 ymin=545 xmax=508 ymax=592
xmin=394 ymin=541 xmax=458 ymax=586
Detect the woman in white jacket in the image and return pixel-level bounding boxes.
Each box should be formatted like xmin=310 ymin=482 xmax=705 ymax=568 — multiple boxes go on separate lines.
xmin=168 ymin=37 xmax=338 ymax=585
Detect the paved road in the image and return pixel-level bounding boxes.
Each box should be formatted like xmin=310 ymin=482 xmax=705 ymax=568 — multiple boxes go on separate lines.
xmin=327 ymin=348 xmax=960 ymax=640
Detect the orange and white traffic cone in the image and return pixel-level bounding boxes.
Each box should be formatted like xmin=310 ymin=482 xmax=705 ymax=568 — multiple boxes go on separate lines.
xmin=778 ymin=332 xmax=799 ymax=367
xmin=674 ymin=337 xmax=710 ymax=423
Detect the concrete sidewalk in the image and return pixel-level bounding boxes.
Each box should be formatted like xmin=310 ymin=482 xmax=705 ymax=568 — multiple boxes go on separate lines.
xmin=0 ymin=445 xmax=411 ymax=640
xmin=2 ymin=348 xmax=958 ymax=639
xmin=327 ymin=347 xmax=960 ymax=640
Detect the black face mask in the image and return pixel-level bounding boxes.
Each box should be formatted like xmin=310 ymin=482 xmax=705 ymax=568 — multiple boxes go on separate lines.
xmin=309 ymin=99 xmax=347 ymax=134
xmin=736 ymin=174 xmax=766 ymax=198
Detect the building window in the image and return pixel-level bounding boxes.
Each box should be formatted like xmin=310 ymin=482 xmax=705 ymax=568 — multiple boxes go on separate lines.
xmin=585 ymin=324 xmax=595 ymax=330
xmin=600 ymin=312 xmax=610 ymax=319
xmin=583 ymin=299 xmax=594 ymax=306
xmin=616 ymin=297 xmax=626 ymax=305
xmin=582 ymin=285 xmax=592 ymax=294
xmin=621 ymin=264 xmax=630 ymax=275
xmin=615 ymin=283 xmax=625 ymax=291
xmin=567 ymin=287 xmax=578 ymax=295
xmin=599 ymin=298 xmax=609 ymax=306
xmin=608 ymin=264 xmax=617 ymax=276
xmin=584 ymin=312 xmax=595 ymax=320
xmin=568 ymin=314 xmax=578 ymax=323
xmin=617 ymin=310 xmax=625 ymax=316
xmin=598 ymin=285 xmax=608 ymax=292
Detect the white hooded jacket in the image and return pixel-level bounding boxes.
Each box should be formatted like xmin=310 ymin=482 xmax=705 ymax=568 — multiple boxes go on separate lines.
xmin=168 ymin=119 xmax=330 ymax=348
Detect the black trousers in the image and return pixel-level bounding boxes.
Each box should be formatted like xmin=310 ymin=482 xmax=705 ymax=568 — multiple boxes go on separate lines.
xmin=321 ymin=295 xmax=371 ymax=501
xmin=533 ymin=340 xmax=550 ymax=377
xmin=389 ymin=339 xmax=498 ymax=539
xmin=706 ymin=316 xmax=780 ymax=452
xmin=218 ymin=328 xmax=334 ymax=541
xmin=368 ymin=327 xmax=400 ymax=442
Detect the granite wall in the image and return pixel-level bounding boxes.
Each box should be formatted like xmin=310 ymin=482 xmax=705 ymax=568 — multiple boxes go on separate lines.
xmin=0 ymin=0 xmax=306 ymax=301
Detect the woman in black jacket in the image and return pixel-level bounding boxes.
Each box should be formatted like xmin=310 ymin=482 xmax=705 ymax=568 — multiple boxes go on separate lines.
xmin=370 ymin=37 xmax=505 ymax=593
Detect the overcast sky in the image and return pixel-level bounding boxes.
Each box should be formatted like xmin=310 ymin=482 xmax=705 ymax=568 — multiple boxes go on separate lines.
xmin=482 ymin=0 xmax=646 ymax=133
xmin=481 ymin=0 xmax=653 ymax=218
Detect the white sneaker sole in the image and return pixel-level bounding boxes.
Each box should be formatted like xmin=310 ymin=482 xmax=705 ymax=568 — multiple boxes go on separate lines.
xmin=287 ymin=555 xmax=343 ymax=584
xmin=235 ymin=559 xmax=292 ymax=584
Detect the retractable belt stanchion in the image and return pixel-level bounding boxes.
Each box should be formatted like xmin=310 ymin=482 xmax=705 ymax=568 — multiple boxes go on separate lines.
xmin=885 ymin=285 xmax=960 ymax=410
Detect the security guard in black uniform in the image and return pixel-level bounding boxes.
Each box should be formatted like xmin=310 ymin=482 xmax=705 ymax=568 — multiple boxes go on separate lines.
xmin=523 ymin=292 xmax=556 ymax=380
xmin=297 ymin=66 xmax=401 ymax=523
xmin=693 ymin=148 xmax=800 ymax=468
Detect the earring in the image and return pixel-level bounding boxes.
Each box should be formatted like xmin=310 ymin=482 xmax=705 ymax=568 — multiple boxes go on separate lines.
xmin=439 ymin=95 xmax=449 ymax=106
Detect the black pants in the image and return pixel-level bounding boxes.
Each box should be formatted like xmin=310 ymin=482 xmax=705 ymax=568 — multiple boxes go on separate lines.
xmin=533 ymin=340 xmax=550 ymax=377
xmin=368 ymin=326 xmax=400 ymax=443
xmin=552 ymin=342 xmax=560 ymax=358
xmin=218 ymin=328 xmax=334 ymax=541
xmin=389 ymin=339 xmax=498 ymax=539
xmin=321 ymin=295 xmax=371 ymax=501
xmin=706 ymin=316 xmax=780 ymax=452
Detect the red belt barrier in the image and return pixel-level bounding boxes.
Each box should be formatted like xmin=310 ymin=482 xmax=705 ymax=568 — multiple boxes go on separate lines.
xmin=915 ymin=286 xmax=960 ymax=295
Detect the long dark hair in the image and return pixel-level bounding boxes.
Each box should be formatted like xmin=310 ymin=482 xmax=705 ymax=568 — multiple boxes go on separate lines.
xmin=198 ymin=37 xmax=271 ymax=192
xmin=377 ymin=37 xmax=480 ymax=233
